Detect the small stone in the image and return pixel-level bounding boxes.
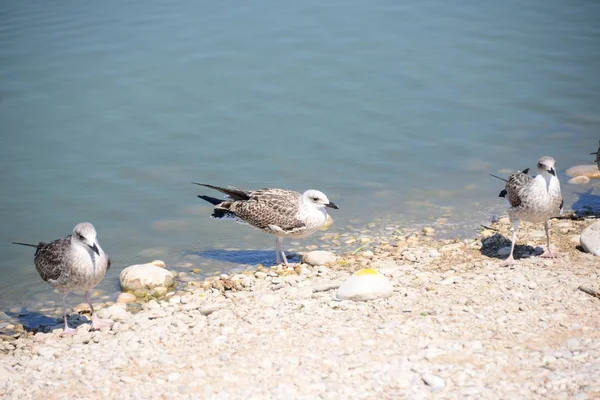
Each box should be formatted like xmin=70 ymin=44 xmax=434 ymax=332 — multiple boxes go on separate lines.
xmin=334 ymin=269 xmax=393 ymax=302
xmin=167 ymin=373 xmax=181 ymax=382
xmin=428 ymin=249 xmax=441 ymax=258
xmin=302 ymin=251 xmax=337 ymax=267
xmin=497 ymin=246 xmax=511 ymax=257
xmin=568 ymin=176 xmax=591 ymax=185
xmin=116 ymin=293 xmax=137 ymax=304
xmin=362 ymin=250 xmax=374 ymax=258
xmin=37 ymin=347 xmax=57 ymax=358
xmin=423 ymin=227 xmax=435 ymax=236
xmin=422 ymin=374 xmax=445 ymax=390
xmin=151 ymin=260 xmax=167 ymax=268
xmin=580 ymin=221 xmax=600 ymax=256
xmin=260 ymin=294 xmax=277 ymax=306
xmin=255 ymin=271 xmax=268 ymax=279
xmin=74 ymin=303 xmax=91 ymax=314
xmin=566 ymin=337 xmax=580 ymax=350
xmin=565 ymin=164 xmax=600 ymax=179
xmin=439 ymin=243 xmax=464 ymax=253
xmin=119 ymin=264 xmax=175 ymax=291
xmin=147 ymin=300 xmax=160 ymax=310
xmin=152 ymin=287 xmax=168 ymax=297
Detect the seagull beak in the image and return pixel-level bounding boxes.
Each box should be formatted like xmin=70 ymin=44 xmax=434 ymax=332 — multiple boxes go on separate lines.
xmin=89 ymin=243 xmax=100 ymax=255
xmin=325 ymin=202 xmax=339 ymax=210
xmin=549 ymin=168 xmax=556 ymax=176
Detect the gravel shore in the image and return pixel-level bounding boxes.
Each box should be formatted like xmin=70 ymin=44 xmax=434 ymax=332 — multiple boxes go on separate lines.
xmin=1 ymin=216 xmax=599 ymax=399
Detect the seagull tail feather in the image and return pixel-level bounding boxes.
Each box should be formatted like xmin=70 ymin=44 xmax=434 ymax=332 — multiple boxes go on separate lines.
xmin=197 ymin=195 xmax=224 ymax=206
xmin=11 ymin=242 xmax=38 ymax=248
xmin=489 ymin=174 xmax=508 ymax=182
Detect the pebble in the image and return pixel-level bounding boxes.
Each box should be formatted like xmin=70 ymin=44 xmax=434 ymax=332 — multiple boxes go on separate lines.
xmin=580 ymin=221 xmax=600 ymax=256
xmin=422 ymin=374 xmax=445 ymax=390
xmin=116 ymin=293 xmax=137 ymax=304
xmin=302 ymin=251 xmax=337 ymax=266
xmin=497 ymin=246 xmax=511 ymax=257
xmin=566 ymin=338 xmax=580 ymax=351
xmin=422 ymin=227 xmax=435 ymax=236
xmin=119 ymin=263 xmax=175 ymax=290
xmin=565 ymin=164 xmax=600 ymax=179
xmin=151 ymin=260 xmax=167 ymax=268
xmin=334 ymin=269 xmax=393 ymax=301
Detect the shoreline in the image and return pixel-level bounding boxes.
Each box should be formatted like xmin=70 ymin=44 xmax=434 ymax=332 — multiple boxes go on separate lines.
xmin=1 ymin=215 xmax=599 ymax=398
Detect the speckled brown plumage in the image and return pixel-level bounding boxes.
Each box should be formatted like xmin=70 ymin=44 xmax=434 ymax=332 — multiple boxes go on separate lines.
xmin=194 ymin=183 xmax=338 ymax=265
xmin=499 ymin=169 xmax=532 ymax=208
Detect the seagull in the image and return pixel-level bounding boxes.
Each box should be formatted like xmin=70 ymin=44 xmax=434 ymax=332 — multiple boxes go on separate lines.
xmin=491 ymin=157 xmax=563 ymax=266
xmin=12 ymin=222 xmax=113 ymax=334
xmin=193 ymin=183 xmax=339 ymax=265
xmin=591 ymin=140 xmax=600 ymax=170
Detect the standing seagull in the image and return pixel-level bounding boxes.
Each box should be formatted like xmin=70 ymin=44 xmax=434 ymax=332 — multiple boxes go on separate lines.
xmin=591 ymin=140 xmax=600 ymax=170
xmin=492 ymin=157 xmax=563 ymax=266
xmin=194 ymin=183 xmax=339 ymax=265
xmin=12 ymin=222 xmax=113 ymax=334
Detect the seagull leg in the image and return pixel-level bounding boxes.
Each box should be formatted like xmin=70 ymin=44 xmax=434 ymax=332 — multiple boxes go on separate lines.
xmin=541 ymin=220 xmax=558 ymax=258
xmin=86 ymin=291 xmax=113 ymax=330
xmin=275 ymin=237 xmax=288 ymax=266
xmin=500 ymin=220 xmax=519 ymax=267
xmin=60 ymin=293 xmax=77 ymax=336
xmin=275 ymin=237 xmax=282 ymax=264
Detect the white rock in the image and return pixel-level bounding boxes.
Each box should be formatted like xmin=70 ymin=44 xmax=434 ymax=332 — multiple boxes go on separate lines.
xmin=119 ymin=264 xmax=175 ymax=291
xmin=116 ymin=292 xmax=137 ymax=304
xmin=302 ymin=251 xmax=337 ymax=266
xmin=167 ymin=373 xmax=181 ymax=382
xmin=151 ymin=260 xmax=167 ymax=268
xmin=422 ymin=373 xmax=445 ymax=390
xmin=580 ymin=221 xmax=600 ymax=256
xmin=568 ymin=176 xmax=590 ymax=185
xmin=334 ymin=269 xmax=393 ymax=302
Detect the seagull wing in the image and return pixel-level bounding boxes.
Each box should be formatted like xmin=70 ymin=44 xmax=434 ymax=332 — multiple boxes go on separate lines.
xmin=225 ymin=189 xmax=307 ymax=233
xmin=33 ymin=236 xmax=70 ymax=282
xmin=504 ymin=172 xmax=533 ymax=208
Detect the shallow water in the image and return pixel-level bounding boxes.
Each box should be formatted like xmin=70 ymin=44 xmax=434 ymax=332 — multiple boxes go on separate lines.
xmin=1 ymin=1 xmax=599 ymax=311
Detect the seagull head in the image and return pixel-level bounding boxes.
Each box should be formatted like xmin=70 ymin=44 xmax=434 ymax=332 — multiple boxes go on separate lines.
xmin=72 ymin=222 xmax=100 ymax=255
xmin=537 ymin=156 xmax=557 ymax=177
xmin=302 ymin=190 xmax=339 ymax=210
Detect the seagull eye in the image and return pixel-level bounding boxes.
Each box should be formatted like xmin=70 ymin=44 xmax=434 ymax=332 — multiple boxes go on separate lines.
xmin=312 ymin=197 xmax=319 ymax=202
xmin=77 ymin=233 xmax=85 ymax=241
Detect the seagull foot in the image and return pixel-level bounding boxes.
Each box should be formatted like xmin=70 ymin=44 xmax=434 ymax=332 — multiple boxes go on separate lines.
xmin=90 ymin=313 xmax=113 ymax=330
xmin=499 ymin=256 xmax=516 ymax=267
xmin=540 ymin=248 xmax=558 ymax=259
xmin=61 ymin=326 xmax=78 ymax=336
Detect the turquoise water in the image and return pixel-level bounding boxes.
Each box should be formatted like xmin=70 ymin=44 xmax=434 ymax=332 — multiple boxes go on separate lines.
xmin=1 ymin=1 xmax=599 ymax=311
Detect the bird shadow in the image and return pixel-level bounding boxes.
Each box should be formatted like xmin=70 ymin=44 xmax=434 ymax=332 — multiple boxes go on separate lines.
xmin=480 ymin=232 xmax=540 ymax=261
xmin=570 ymin=188 xmax=600 ymax=217
xmin=191 ymin=249 xmax=301 ymax=267
xmin=3 ymin=308 xmax=90 ymax=333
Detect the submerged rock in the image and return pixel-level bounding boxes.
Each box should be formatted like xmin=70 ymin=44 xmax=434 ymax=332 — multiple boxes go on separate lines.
xmin=302 ymin=251 xmax=337 ymax=266
xmin=580 ymin=221 xmax=600 ymax=256
xmin=119 ymin=263 xmax=175 ymax=291
xmin=565 ymin=165 xmax=600 ymax=179
xmin=568 ymin=176 xmax=591 ymax=185
xmin=334 ymin=268 xmax=393 ymax=301
xmin=320 ymin=214 xmax=334 ymax=231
